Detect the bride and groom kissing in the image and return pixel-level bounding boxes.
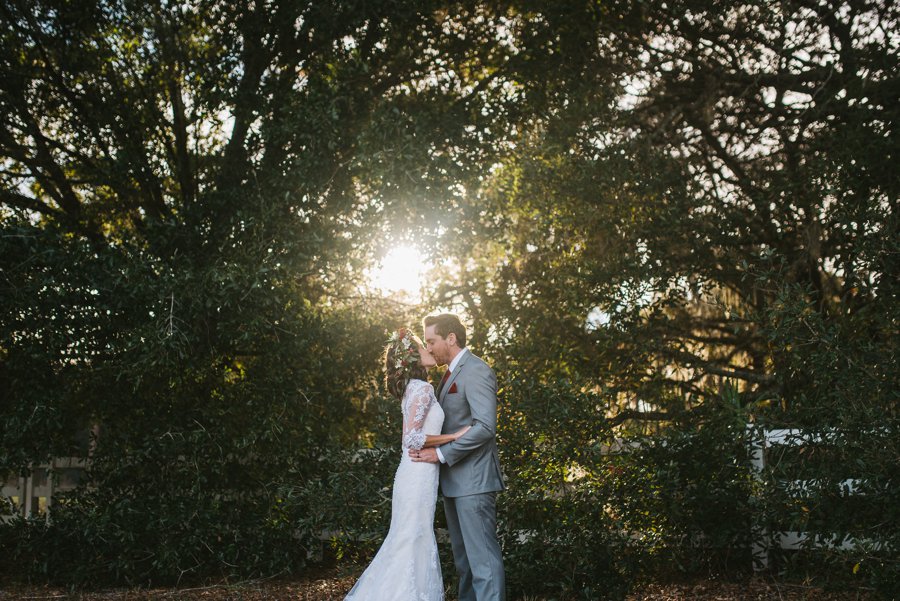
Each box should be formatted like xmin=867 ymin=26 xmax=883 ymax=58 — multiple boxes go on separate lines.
xmin=345 ymin=313 xmax=506 ymax=601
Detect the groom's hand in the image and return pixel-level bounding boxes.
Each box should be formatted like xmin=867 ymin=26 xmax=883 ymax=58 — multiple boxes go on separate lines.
xmin=409 ymin=448 xmax=439 ymax=463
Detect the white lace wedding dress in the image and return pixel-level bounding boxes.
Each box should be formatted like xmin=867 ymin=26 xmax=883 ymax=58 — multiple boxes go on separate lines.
xmin=345 ymin=378 xmax=445 ymax=601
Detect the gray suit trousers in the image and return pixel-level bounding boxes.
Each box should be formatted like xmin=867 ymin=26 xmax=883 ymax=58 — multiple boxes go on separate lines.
xmin=443 ymin=492 xmax=506 ymax=601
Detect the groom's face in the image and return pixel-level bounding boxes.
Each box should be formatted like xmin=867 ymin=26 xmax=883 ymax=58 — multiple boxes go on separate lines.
xmin=424 ymin=324 xmax=451 ymax=366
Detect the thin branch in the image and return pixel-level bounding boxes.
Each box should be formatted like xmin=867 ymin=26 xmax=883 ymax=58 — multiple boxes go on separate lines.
xmin=0 ymin=189 xmax=61 ymax=217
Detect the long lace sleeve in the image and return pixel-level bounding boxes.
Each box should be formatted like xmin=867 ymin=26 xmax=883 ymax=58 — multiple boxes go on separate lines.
xmin=402 ymin=381 xmax=436 ymax=450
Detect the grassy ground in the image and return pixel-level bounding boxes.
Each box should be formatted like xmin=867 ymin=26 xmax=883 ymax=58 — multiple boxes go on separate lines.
xmin=0 ymin=573 xmax=879 ymax=601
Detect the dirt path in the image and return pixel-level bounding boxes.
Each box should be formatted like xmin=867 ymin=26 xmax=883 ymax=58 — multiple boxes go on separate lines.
xmin=0 ymin=576 xmax=878 ymax=600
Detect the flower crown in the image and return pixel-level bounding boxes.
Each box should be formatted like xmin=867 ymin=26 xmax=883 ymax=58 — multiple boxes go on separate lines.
xmin=388 ymin=327 xmax=420 ymax=375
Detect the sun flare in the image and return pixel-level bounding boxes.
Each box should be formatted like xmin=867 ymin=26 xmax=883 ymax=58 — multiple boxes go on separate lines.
xmin=368 ymin=244 xmax=428 ymax=299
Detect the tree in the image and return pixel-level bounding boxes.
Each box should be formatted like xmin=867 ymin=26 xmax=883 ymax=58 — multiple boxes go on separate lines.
xmin=425 ymin=2 xmax=898 ymax=592
xmin=2 ymin=0 xmax=897 ymax=592
xmin=0 ymin=0 xmax=517 ymax=583
xmin=431 ymin=0 xmax=898 ymax=422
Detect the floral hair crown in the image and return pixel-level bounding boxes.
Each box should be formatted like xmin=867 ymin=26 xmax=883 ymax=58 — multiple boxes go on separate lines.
xmin=388 ymin=327 xmax=420 ymax=374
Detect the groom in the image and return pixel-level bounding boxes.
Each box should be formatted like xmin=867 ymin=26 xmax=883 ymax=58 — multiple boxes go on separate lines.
xmin=410 ymin=313 xmax=506 ymax=601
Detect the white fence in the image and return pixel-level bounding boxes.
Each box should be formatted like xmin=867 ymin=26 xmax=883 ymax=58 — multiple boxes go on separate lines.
xmin=2 ymin=427 xmax=884 ymax=570
xmin=1 ymin=457 xmax=87 ymax=522
xmin=747 ymin=426 xmax=879 ymax=570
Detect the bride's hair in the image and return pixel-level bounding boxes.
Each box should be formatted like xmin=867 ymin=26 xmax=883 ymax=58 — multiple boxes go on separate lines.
xmin=384 ymin=328 xmax=429 ymax=400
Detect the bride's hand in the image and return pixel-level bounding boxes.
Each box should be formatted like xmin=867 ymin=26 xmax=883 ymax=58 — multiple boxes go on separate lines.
xmin=453 ymin=425 xmax=471 ymax=440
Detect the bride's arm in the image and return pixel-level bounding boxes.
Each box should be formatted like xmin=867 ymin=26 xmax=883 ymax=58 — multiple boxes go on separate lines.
xmin=423 ymin=426 xmax=470 ymax=448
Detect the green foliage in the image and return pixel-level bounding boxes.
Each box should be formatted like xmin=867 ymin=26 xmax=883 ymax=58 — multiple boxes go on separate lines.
xmin=1 ymin=0 xmax=897 ymax=597
xmin=496 ymin=383 xmax=634 ymax=600
xmin=493 ymin=376 xmax=756 ymax=600
xmin=749 ymin=260 xmax=899 ymax=597
xmin=428 ymin=1 xmax=898 ymax=593
xmin=0 ymin=213 xmax=391 ymax=585
xmin=0 ymin=0 xmax=503 ymax=587
xmin=280 ymin=444 xmax=401 ymax=564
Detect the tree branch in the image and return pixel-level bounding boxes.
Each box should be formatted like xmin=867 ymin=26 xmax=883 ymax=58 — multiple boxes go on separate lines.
xmin=0 ymin=189 xmax=61 ymax=217
xmin=608 ymin=409 xmax=671 ymax=426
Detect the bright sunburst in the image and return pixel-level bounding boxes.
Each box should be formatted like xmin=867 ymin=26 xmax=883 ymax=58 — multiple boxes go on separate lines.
xmin=367 ymin=244 xmax=428 ymax=299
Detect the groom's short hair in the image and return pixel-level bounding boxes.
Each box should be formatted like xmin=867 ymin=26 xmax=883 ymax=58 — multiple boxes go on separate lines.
xmin=424 ymin=313 xmax=467 ymax=348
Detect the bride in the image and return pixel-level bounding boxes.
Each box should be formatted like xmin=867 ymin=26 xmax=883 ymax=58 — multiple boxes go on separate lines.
xmin=345 ymin=328 xmax=469 ymax=601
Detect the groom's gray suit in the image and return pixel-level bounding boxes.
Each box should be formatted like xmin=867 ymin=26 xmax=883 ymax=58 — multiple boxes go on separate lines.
xmin=437 ymin=349 xmax=505 ymax=601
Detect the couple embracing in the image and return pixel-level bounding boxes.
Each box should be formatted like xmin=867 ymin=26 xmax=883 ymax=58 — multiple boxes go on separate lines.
xmin=345 ymin=313 xmax=506 ymax=601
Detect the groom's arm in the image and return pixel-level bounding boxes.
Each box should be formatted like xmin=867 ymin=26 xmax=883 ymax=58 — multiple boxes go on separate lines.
xmin=438 ymin=361 xmax=497 ymax=467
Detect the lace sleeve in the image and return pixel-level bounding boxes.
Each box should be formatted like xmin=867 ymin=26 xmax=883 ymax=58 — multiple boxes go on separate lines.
xmin=402 ymin=381 xmax=435 ymax=450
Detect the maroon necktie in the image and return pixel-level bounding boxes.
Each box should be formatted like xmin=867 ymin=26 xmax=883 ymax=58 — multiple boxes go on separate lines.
xmin=438 ymin=369 xmax=451 ymax=395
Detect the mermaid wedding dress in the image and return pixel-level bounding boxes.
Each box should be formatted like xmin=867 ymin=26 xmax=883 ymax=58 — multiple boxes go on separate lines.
xmin=345 ymin=378 xmax=445 ymax=601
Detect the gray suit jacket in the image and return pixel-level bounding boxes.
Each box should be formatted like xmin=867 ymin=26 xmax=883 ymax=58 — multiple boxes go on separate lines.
xmin=437 ymin=350 xmax=505 ymax=497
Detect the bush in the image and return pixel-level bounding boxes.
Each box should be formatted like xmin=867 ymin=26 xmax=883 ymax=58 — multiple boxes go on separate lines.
xmin=494 ymin=376 xmax=758 ymax=600
xmin=750 ymin=267 xmax=899 ymax=598
xmin=0 ymin=222 xmax=402 ymax=587
xmin=277 ymin=444 xmax=401 ymax=565
xmin=0 ymin=439 xmax=402 ymax=587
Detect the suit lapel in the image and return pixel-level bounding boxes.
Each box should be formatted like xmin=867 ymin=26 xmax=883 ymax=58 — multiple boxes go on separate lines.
xmin=439 ymin=350 xmax=470 ymax=404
